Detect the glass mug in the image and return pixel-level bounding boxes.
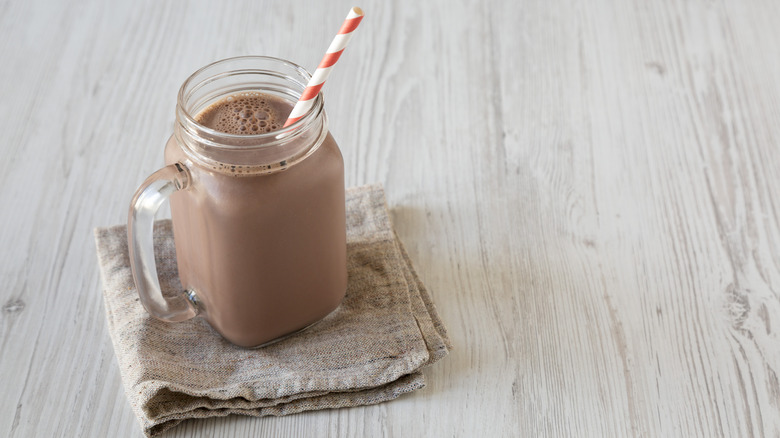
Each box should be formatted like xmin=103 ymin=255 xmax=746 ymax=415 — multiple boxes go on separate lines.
xmin=128 ymin=56 xmax=347 ymax=348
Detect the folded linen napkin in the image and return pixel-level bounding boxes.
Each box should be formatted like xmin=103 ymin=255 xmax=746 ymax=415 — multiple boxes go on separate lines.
xmin=94 ymin=184 xmax=451 ymax=436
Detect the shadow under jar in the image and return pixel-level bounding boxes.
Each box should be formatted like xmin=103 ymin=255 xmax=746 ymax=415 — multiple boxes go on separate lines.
xmin=128 ymin=56 xmax=347 ymax=348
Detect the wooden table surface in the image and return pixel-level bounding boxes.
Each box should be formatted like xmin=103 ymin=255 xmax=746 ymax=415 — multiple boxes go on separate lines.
xmin=2 ymin=0 xmax=780 ymax=436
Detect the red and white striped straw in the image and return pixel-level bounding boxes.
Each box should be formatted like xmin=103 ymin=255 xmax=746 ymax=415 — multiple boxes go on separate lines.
xmin=283 ymin=7 xmax=364 ymax=127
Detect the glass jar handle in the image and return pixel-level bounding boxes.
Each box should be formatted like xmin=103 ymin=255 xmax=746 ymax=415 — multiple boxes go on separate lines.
xmin=127 ymin=162 xmax=197 ymax=322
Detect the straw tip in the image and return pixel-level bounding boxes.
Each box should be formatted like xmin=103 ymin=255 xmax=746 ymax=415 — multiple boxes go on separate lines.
xmin=351 ymin=6 xmax=364 ymax=16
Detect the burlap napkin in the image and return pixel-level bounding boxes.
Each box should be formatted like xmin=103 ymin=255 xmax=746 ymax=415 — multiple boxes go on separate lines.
xmin=94 ymin=184 xmax=451 ymax=436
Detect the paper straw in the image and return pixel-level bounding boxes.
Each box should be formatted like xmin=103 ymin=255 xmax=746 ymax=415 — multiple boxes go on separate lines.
xmin=283 ymin=7 xmax=364 ymax=127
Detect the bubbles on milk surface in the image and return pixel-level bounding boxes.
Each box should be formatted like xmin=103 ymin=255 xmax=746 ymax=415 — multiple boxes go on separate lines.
xmin=196 ymin=92 xmax=283 ymax=134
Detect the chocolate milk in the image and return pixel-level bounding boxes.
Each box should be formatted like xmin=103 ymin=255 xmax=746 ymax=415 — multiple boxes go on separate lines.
xmin=164 ymin=92 xmax=347 ymax=347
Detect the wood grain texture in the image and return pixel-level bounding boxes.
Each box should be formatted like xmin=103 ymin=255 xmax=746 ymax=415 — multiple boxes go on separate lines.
xmin=1 ymin=0 xmax=779 ymax=436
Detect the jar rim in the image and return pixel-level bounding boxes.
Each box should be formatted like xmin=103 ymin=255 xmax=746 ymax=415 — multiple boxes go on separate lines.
xmin=176 ymin=55 xmax=324 ymax=148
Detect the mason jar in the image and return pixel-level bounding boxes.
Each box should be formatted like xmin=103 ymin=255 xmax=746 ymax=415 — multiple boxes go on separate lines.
xmin=128 ymin=56 xmax=347 ymax=348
